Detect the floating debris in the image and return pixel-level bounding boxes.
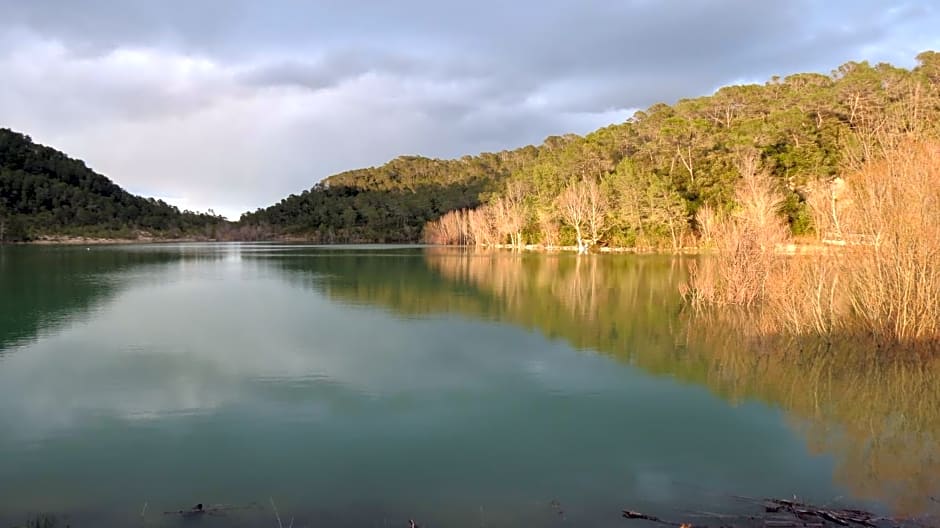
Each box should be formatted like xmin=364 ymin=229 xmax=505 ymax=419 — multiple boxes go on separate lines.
xmin=622 ymin=496 xmax=937 ymax=528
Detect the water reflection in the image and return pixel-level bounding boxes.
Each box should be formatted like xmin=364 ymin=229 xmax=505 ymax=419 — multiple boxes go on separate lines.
xmin=683 ymin=315 xmax=940 ymax=516
xmin=11 ymin=246 xmax=719 ymax=526
xmin=430 ymin=251 xmax=940 ymax=516
xmin=0 ymin=245 xmax=937 ymax=525
xmin=0 ymin=246 xmax=175 ymax=352
xmin=276 ymin=247 xmax=940 ymax=516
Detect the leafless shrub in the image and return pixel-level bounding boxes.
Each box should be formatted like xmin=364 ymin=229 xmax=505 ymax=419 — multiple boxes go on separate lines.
xmin=840 ymin=139 xmax=940 ymax=346
xmin=694 ymin=203 xmax=719 ymax=248
xmin=765 ymin=257 xmax=845 ymax=337
xmin=467 ymin=205 xmax=498 ymax=246
xmin=804 ymin=177 xmax=848 ymax=242
xmin=688 ymin=139 xmax=940 ymax=352
xmin=423 ymin=208 xmax=472 ymax=245
xmin=685 ymin=150 xmax=790 ymax=307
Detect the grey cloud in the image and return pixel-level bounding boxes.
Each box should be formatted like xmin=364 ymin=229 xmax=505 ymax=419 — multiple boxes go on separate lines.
xmin=2 ymin=1 xmax=931 ymax=111
xmin=0 ymin=0 xmax=937 ymax=217
xmin=237 ymin=49 xmax=424 ymax=91
xmin=239 ymin=59 xmax=365 ymax=91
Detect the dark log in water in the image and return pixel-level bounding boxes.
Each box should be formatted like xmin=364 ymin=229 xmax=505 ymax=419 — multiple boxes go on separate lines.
xmin=622 ymin=510 xmax=684 ymax=526
xmin=623 ymin=497 xmax=936 ymax=528
xmin=162 ymin=502 xmax=263 ymax=517
xmin=762 ymin=498 xmax=898 ymax=527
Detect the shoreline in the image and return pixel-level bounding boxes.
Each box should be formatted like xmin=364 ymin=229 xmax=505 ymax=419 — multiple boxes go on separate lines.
xmin=437 ymin=241 xmax=841 ymax=256
xmin=17 ymin=235 xmax=218 ymax=246
xmin=10 ymin=237 xmax=841 ymax=255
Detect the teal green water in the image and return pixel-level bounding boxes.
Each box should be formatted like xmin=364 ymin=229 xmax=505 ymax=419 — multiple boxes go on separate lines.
xmin=0 ymin=244 xmax=937 ymax=527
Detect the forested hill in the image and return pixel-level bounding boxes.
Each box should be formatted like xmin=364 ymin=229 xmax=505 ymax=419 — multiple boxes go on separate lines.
xmin=242 ymin=51 xmax=940 ymax=245
xmin=4 ymin=52 xmax=938 ymax=245
xmin=238 ymin=147 xmax=544 ymax=242
xmin=0 ymin=129 xmax=224 ymax=242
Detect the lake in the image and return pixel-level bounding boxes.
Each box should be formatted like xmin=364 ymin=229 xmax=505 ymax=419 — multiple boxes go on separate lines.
xmin=0 ymin=244 xmax=937 ymax=527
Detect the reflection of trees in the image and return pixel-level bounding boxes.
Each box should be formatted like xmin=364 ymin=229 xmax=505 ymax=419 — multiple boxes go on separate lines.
xmin=682 ymin=315 xmax=940 ymax=516
xmin=290 ymin=248 xmax=939 ymax=516
xmin=424 ymin=250 xmax=685 ymax=350
xmin=0 ymin=247 xmax=210 ymax=352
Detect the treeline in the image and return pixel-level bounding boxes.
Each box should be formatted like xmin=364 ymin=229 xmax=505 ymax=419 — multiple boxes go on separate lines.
xmin=425 ymin=51 xmax=940 ymax=250
xmin=238 ymin=150 xmax=539 ymax=242
xmin=0 ymin=128 xmax=225 ymax=242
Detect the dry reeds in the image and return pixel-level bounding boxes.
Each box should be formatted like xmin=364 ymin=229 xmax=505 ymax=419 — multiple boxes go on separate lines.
xmin=684 ymin=151 xmax=790 ymax=308
xmin=841 ymin=139 xmax=940 ymax=346
xmin=687 ymin=139 xmax=940 ymax=353
xmin=422 ymin=204 xmax=503 ymax=246
xmin=423 ymin=208 xmax=472 ymax=245
xmin=765 ymin=256 xmax=844 ymax=337
xmin=773 ymin=139 xmax=940 ymax=350
xmin=424 ymin=183 xmax=530 ymax=248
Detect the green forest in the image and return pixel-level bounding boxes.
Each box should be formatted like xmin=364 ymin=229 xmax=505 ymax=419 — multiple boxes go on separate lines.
xmin=242 ymin=51 xmax=940 ymax=247
xmin=0 ymin=129 xmax=224 ymax=242
xmin=2 ymin=51 xmax=939 ymax=244
xmin=237 ymin=150 xmax=540 ymax=242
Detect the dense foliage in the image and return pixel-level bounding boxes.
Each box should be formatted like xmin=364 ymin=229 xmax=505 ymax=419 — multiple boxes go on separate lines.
xmin=425 ymin=52 xmax=940 ymax=248
xmin=0 ymin=129 xmax=224 ymax=242
xmin=238 ymin=150 xmax=540 ymax=242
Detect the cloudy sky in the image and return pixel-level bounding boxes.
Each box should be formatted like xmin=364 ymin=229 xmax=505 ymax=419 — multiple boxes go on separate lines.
xmin=1 ymin=1 xmax=937 ymax=219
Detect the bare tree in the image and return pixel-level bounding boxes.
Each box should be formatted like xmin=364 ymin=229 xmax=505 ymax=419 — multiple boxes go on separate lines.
xmin=694 ymin=203 xmax=718 ymax=247
xmin=490 ymin=180 xmax=529 ymax=248
xmin=804 ymin=177 xmax=847 ymax=242
xmin=424 ymin=209 xmax=474 ymax=245
xmin=557 ymin=177 xmax=609 ymax=253
xmin=842 ymin=138 xmax=940 ymax=343
xmin=467 ymin=205 xmax=498 ymax=246
xmin=684 ymin=150 xmax=789 ymax=307
xmin=557 ymin=182 xmax=589 ymax=253
xmin=732 ymin=150 xmax=789 ymax=253
xmin=504 ymin=180 xmax=529 ymax=248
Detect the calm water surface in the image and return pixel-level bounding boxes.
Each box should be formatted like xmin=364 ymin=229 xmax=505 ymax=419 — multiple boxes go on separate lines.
xmin=0 ymin=244 xmax=937 ymax=527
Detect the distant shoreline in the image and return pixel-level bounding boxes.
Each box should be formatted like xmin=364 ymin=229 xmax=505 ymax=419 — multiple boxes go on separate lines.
xmin=19 ymin=235 xmax=216 ymax=246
